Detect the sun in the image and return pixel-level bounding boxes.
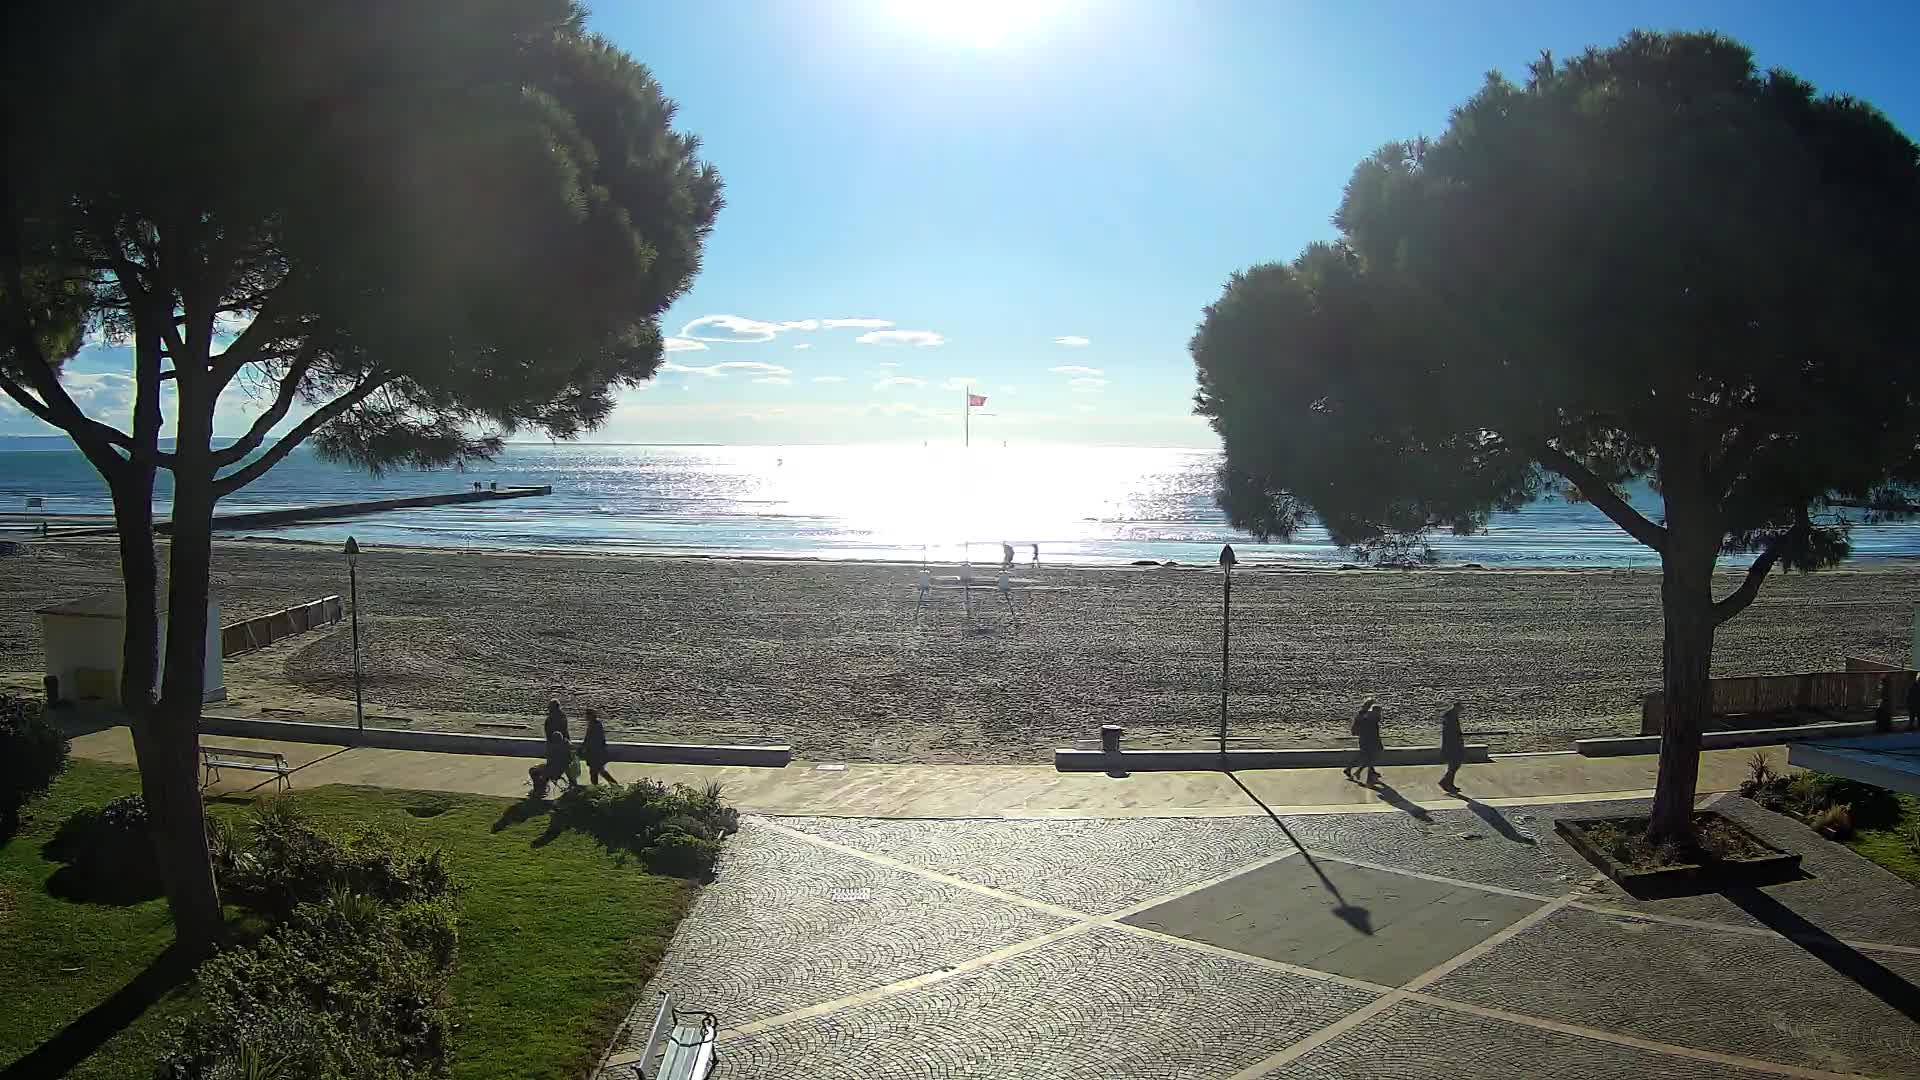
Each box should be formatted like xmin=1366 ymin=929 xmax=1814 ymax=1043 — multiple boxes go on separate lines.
xmin=887 ymin=0 xmax=1050 ymax=48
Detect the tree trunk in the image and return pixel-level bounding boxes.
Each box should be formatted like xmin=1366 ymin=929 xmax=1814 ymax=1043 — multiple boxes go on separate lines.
xmin=150 ymin=410 xmax=224 ymax=956
xmin=1649 ymin=539 xmax=1718 ymax=842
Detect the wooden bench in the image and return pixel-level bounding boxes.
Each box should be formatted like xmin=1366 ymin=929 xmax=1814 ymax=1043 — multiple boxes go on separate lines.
xmin=603 ymin=992 xmax=715 ymax=1079
xmin=199 ymin=745 xmax=292 ymax=792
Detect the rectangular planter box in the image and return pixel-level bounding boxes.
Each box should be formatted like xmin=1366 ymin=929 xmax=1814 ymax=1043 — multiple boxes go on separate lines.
xmin=1556 ymin=811 xmax=1802 ymax=895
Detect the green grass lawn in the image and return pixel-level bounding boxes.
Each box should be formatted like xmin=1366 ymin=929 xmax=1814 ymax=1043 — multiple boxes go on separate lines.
xmin=0 ymin=760 xmax=695 ymax=1079
xmin=1846 ymin=792 xmax=1920 ymax=885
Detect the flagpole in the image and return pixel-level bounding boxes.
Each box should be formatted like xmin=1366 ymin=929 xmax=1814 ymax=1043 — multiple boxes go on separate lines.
xmin=964 ymin=386 xmax=970 ymax=448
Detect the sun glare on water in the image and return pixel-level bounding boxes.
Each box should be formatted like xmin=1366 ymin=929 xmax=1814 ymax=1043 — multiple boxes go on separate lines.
xmin=886 ymin=0 xmax=1059 ymax=48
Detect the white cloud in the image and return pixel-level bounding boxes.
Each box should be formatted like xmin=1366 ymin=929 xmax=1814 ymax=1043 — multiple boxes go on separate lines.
xmin=857 ymin=329 xmax=946 ymax=347
xmin=752 ymin=376 xmax=792 ymax=385
xmin=1073 ymin=403 xmax=1097 ymax=413
xmin=780 ymin=320 xmax=821 ymax=331
xmin=664 ymin=337 xmax=708 ymax=353
xmin=940 ymin=375 xmax=981 ymax=391
xmin=823 ymin=318 xmax=893 ymax=329
xmin=680 ymin=314 xmax=786 ymax=343
xmin=792 ymin=343 xmax=812 ymax=350
xmin=812 ymin=375 xmax=847 ymax=384
xmin=875 ymin=361 xmax=901 ymax=370
xmin=1053 ymin=335 xmax=1092 ymax=347
xmin=1049 ymin=365 xmax=1104 ymax=376
xmin=867 ymin=401 xmax=942 ymax=418
xmin=661 ymin=360 xmax=793 ymax=378
xmin=873 ymin=375 xmax=927 ymax=391
xmin=1000 ymin=385 xmax=1018 ymax=394
xmin=1070 ymin=377 xmax=1109 ymax=392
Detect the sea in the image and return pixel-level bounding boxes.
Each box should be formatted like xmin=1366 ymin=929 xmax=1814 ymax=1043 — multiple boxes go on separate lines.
xmin=5 ymin=441 xmax=1920 ymax=568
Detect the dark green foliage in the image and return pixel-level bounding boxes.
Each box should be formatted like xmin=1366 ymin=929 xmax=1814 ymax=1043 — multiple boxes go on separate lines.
xmin=223 ymin=801 xmax=453 ymax=923
xmin=544 ymin=779 xmax=738 ymax=877
xmin=159 ymin=804 xmax=460 ymax=1079
xmin=1743 ymin=769 xmax=1902 ymax=830
xmin=0 ymin=694 xmax=68 ymax=833
xmin=1192 ymin=30 xmax=1920 ymax=566
xmin=42 ymin=794 xmax=162 ymax=902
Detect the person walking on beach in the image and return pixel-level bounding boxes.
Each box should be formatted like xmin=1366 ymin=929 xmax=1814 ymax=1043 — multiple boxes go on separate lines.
xmin=1438 ymin=700 xmax=1466 ymax=792
xmin=1031 ymin=543 xmax=1039 ymax=565
xmin=1002 ymin=541 xmax=1015 ymax=570
xmin=1345 ymin=698 xmax=1382 ymax=785
xmin=544 ymin=699 xmax=570 ymax=743
xmin=579 ymin=708 xmax=615 ymax=785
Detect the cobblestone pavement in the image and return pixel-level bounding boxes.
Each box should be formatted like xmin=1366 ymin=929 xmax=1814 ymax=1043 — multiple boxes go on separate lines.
xmin=609 ymin=799 xmax=1920 ymax=1079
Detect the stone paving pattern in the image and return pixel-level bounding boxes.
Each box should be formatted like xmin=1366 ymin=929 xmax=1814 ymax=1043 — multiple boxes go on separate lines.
xmin=718 ymin=927 xmax=1377 ymax=1079
xmin=1280 ymin=1000 xmax=1792 ymax=1080
xmin=776 ymin=815 xmax=1300 ymax=914
xmin=615 ymin=801 xmax=1920 ymax=1079
xmin=1424 ymin=904 xmax=1920 ymax=1076
xmin=635 ymin=823 xmax=1069 ymax=1028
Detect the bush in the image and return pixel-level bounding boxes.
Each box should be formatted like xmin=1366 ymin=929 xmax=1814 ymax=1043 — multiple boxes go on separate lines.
xmin=1 ymin=694 xmax=68 ymax=833
xmin=1741 ymin=769 xmax=1902 ymax=833
xmin=43 ymin=795 xmax=162 ymax=902
xmin=225 ymin=801 xmax=453 ymax=921
xmin=160 ymin=806 xmax=461 ymax=1080
xmin=1811 ymin=803 xmax=1854 ymax=840
xmin=546 ymin=778 xmax=737 ymax=877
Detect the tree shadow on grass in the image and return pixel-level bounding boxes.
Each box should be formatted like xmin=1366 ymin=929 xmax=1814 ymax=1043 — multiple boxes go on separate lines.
xmin=0 ymin=945 xmax=192 ymax=1080
xmin=1228 ymin=772 xmax=1373 ymax=935
xmin=40 ymin=812 xmax=161 ymax=906
xmin=490 ymin=795 xmax=551 ymax=835
xmin=1722 ymin=886 xmax=1920 ymax=1023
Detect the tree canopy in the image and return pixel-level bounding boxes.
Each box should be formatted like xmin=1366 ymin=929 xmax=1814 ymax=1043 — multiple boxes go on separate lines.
xmin=0 ymin=0 xmax=723 ymax=950
xmin=1191 ymin=30 xmax=1920 ymax=837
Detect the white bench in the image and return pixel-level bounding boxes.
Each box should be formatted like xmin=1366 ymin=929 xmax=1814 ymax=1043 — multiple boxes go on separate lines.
xmin=604 ymin=992 xmax=715 ymax=1079
xmin=199 ymin=745 xmax=292 ymax=792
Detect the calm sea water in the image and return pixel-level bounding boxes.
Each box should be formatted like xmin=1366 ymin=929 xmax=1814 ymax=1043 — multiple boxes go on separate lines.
xmin=4 ymin=442 xmax=1919 ymax=567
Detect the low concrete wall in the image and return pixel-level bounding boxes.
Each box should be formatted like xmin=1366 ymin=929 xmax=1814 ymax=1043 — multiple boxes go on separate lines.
xmin=1576 ymin=720 xmax=1882 ymax=757
xmin=1055 ymin=743 xmax=1491 ymax=772
xmin=221 ymin=596 xmax=343 ymax=658
xmin=198 ymin=714 xmax=791 ymax=768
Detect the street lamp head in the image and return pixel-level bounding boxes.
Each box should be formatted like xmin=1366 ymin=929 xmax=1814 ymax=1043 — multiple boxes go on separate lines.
xmin=344 ymin=536 xmax=359 ymax=564
xmin=1219 ymin=543 xmax=1236 ymax=570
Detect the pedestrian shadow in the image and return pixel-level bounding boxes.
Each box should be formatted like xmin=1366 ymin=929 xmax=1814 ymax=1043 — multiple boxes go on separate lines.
xmin=1228 ymin=772 xmax=1373 ymax=936
xmin=0 ymin=945 xmax=192 ymax=1080
xmin=1722 ymin=886 xmax=1920 ymax=1023
xmin=1452 ymin=793 xmax=1537 ymax=846
xmin=1367 ymin=779 xmax=1432 ymax=823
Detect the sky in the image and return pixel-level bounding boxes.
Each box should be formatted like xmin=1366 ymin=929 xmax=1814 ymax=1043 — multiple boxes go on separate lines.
xmin=9 ymin=0 xmax=1920 ymax=448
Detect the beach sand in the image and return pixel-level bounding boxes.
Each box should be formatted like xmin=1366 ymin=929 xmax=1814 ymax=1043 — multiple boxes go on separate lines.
xmin=2 ymin=538 xmax=1915 ymax=763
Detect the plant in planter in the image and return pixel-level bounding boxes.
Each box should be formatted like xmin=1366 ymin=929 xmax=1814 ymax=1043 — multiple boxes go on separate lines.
xmin=1557 ymin=811 xmax=1801 ymax=895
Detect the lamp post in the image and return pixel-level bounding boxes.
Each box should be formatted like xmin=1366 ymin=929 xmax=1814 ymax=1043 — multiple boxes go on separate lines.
xmin=344 ymin=536 xmax=364 ymax=733
xmin=1219 ymin=543 xmax=1236 ymax=758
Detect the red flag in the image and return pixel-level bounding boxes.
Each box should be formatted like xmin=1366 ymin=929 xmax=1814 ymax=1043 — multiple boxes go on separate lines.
xmin=967 ymin=393 xmax=987 ymax=407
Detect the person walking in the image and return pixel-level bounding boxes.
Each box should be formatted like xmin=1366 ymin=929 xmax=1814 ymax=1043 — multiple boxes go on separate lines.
xmin=1438 ymin=700 xmax=1466 ymax=792
xmin=1875 ymin=676 xmax=1894 ymax=734
xmin=579 ymin=708 xmax=615 ymax=785
xmin=1906 ymin=674 xmax=1920 ymax=731
xmin=1001 ymin=541 xmax=1015 ymax=570
xmin=544 ymin=698 xmax=570 ymax=742
xmin=1346 ymin=698 xmax=1382 ymax=785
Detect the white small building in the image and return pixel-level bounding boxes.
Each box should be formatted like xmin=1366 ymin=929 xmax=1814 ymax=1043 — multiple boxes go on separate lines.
xmin=36 ymin=594 xmax=224 ymax=706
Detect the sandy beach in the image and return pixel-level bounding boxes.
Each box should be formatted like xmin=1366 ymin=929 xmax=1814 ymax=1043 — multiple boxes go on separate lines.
xmin=2 ymin=538 xmax=1915 ymax=763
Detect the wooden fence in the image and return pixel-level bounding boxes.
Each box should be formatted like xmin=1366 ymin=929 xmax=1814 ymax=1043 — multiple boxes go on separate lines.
xmin=1640 ymin=663 xmax=1915 ymax=734
xmin=219 ymin=596 xmax=344 ymax=658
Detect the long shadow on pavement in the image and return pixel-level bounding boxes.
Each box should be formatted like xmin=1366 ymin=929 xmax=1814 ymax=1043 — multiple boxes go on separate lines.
xmin=1722 ymin=886 xmax=1920 ymax=1023
xmin=0 ymin=945 xmax=192 ymax=1080
xmin=1452 ymin=793 xmax=1538 ymax=845
xmin=1366 ymin=779 xmax=1432 ymax=822
xmin=1227 ymin=772 xmax=1372 ymax=935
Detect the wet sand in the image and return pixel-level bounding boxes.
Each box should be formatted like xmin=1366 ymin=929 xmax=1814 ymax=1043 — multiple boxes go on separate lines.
xmin=2 ymin=539 xmax=1915 ymax=763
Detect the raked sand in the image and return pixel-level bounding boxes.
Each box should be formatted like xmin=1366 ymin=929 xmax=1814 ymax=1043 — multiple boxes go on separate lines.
xmin=2 ymin=538 xmax=1916 ymax=763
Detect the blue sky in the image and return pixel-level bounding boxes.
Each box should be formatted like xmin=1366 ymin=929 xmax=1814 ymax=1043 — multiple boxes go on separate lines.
xmin=10 ymin=0 xmax=1919 ymax=447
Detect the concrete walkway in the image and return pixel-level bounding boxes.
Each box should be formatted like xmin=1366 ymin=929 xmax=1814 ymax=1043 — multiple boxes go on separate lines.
xmin=70 ymin=726 xmax=1783 ymax=818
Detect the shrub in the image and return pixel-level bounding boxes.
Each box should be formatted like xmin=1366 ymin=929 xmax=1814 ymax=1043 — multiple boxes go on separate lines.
xmin=546 ymin=778 xmax=737 ymax=877
xmin=1811 ymin=803 xmax=1854 ymax=840
xmin=1 ymin=694 xmax=68 ymax=833
xmin=160 ymin=810 xmax=461 ymax=1080
xmin=44 ymin=795 xmax=163 ymax=902
xmin=225 ymin=801 xmax=452 ymax=921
